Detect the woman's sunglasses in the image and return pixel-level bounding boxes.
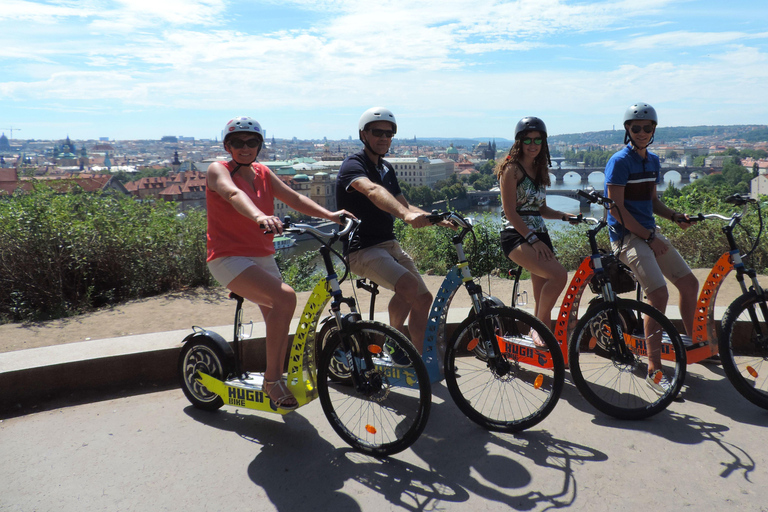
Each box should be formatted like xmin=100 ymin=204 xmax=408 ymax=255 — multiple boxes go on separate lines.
xmin=229 ymin=138 xmax=261 ymax=149
xmin=630 ymin=125 xmax=655 ymax=134
xmin=522 ymin=137 xmax=543 ymax=145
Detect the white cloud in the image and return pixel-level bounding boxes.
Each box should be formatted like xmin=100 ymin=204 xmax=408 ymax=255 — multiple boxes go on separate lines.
xmin=1 ymin=0 xmax=767 ymax=138
xmin=595 ymin=30 xmax=768 ymax=50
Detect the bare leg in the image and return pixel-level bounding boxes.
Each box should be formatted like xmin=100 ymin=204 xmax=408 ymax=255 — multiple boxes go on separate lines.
xmin=508 ymin=245 xmax=567 ymax=330
xmin=226 ymin=266 xmax=297 ymax=384
xmin=672 ymin=273 xmax=699 ymax=336
xmin=388 ymin=272 xmax=431 ymax=354
xmin=644 ymin=285 xmax=669 ymax=372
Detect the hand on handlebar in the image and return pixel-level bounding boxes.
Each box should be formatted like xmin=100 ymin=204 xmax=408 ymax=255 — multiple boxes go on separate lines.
xmin=258 ymin=215 xmax=284 ymax=235
xmin=564 ymin=214 xmax=583 ymax=225
xmin=330 ymin=209 xmax=356 ymax=225
xmin=404 ymin=212 xmax=433 ymax=228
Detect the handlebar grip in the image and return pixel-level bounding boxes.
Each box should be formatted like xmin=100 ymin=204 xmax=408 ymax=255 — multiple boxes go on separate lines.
xmin=676 ymin=213 xmax=704 ymax=223
xmin=724 ymin=194 xmax=754 ymax=205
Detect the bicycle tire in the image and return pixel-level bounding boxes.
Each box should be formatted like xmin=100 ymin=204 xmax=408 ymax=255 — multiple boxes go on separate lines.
xmin=178 ymin=339 xmax=229 ymax=411
xmin=317 ymin=320 xmax=431 ymax=456
xmin=444 ymin=306 xmax=565 ymax=432
xmin=568 ymin=299 xmax=686 ymax=420
xmin=720 ymin=291 xmax=768 ymax=410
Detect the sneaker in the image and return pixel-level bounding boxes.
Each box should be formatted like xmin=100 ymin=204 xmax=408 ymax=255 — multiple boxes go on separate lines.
xmin=384 ymin=342 xmax=411 ymax=367
xmin=646 ymin=370 xmax=672 ymax=396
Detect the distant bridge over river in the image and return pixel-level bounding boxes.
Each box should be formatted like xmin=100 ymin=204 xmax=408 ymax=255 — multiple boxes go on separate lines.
xmin=550 ymin=166 xmax=715 ymax=183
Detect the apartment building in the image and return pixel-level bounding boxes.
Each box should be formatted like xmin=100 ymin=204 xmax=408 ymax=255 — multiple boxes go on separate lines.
xmin=387 ymin=156 xmax=455 ymax=188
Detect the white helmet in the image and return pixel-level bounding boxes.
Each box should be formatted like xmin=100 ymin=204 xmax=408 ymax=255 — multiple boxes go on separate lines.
xmin=358 ymin=107 xmax=397 ymax=137
xmin=222 ymin=116 xmax=264 ymax=145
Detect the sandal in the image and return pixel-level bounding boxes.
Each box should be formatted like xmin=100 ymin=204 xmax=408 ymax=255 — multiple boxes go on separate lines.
xmin=263 ymin=379 xmax=299 ymax=411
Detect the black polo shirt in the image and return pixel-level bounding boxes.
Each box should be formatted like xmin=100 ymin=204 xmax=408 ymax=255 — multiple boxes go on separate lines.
xmin=336 ymin=150 xmax=403 ymax=254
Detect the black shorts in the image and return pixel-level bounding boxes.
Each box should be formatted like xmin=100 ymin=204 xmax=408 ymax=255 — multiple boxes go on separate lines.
xmin=500 ymin=229 xmax=554 ymax=256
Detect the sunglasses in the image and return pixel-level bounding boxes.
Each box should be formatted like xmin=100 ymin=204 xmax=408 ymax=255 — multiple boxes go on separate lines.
xmin=522 ymin=137 xmax=543 ymax=145
xmin=228 ymin=138 xmax=261 ymax=149
xmin=630 ymin=124 xmax=655 ymax=134
xmin=369 ymin=128 xmax=395 ymax=139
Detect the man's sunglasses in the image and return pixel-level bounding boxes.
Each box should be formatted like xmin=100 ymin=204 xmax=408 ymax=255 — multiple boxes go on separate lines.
xmin=522 ymin=137 xmax=543 ymax=145
xmin=369 ymin=129 xmax=395 ymax=139
xmin=630 ymin=124 xmax=655 ymax=134
xmin=228 ymin=138 xmax=261 ymax=149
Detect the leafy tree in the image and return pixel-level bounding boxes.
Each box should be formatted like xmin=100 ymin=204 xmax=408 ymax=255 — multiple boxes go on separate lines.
xmin=471 ymin=174 xmax=497 ymax=191
xmin=409 ymin=186 xmax=434 ymax=207
xmin=475 ymin=160 xmax=496 ymax=175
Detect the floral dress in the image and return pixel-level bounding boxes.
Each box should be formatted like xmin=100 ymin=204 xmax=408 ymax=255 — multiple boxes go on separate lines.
xmin=503 ymin=170 xmax=547 ymax=233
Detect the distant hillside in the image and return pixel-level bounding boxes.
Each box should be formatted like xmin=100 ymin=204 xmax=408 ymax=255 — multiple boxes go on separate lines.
xmin=394 ymin=137 xmax=512 ymax=148
xmin=548 ymin=125 xmax=768 ymax=146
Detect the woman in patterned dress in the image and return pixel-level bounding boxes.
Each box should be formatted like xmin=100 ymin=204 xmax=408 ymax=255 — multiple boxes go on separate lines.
xmin=494 ymin=117 xmax=573 ymax=343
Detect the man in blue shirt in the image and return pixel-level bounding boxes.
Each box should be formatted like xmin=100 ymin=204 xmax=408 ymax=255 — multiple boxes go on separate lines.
xmin=604 ymin=102 xmax=699 ymax=394
xmin=336 ymin=107 xmax=439 ymax=355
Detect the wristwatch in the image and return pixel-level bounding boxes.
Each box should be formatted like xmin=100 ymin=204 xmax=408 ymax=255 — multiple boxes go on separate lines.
xmin=644 ymin=228 xmax=656 ymax=244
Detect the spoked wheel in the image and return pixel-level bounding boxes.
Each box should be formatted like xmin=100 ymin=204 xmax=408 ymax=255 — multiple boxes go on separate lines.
xmin=720 ymin=292 xmax=768 ymax=410
xmin=444 ymin=306 xmax=565 ymax=432
xmin=178 ymin=339 xmax=231 ymax=411
xmin=317 ymin=320 xmax=431 ymax=457
xmin=569 ymin=299 xmax=686 ymax=420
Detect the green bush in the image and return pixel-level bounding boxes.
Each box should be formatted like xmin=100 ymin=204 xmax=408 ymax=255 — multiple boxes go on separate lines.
xmin=0 ymin=184 xmax=212 ymax=323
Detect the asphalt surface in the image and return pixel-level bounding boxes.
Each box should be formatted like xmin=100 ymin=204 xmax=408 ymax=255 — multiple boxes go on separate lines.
xmin=1 ymin=359 xmax=767 ymax=512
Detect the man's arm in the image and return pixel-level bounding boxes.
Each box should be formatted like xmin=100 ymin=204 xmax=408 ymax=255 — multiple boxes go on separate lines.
xmin=350 ymin=177 xmax=431 ymax=228
xmin=607 ymin=184 xmax=667 ymax=255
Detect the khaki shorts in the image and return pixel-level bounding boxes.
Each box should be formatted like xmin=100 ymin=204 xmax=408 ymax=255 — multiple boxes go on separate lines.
xmin=348 ymin=240 xmax=429 ymax=295
xmin=611 ymin=231 xmax=692 ymax=294
xmin=207 ymin=255 xmax=282 ymax=287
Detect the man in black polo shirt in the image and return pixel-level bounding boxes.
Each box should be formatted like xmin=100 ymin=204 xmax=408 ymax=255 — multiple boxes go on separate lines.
xmin=336 ymin=107 xmax=436 ymax=355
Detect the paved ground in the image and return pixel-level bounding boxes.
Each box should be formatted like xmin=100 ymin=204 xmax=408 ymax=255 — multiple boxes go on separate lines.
xmin=1 ymin=270 xmax=767 ymax=511
xmin=1 ymin=363 xmax=767 ymax=512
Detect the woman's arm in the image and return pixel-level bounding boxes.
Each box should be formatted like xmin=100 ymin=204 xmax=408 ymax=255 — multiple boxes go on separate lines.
xmin=539 ymin=202 xmax=572 ymax=221
xmin=270 ymin=171 xmax=349 ymax=224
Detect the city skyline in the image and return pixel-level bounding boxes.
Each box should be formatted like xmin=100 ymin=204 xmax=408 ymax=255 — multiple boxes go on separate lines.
xmin=1 ymin=0 xmax=767 ymax=141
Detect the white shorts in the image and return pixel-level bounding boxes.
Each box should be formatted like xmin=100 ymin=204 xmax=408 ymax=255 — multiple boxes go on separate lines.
xmin=207 ymin=255 xmax=282 ymax=287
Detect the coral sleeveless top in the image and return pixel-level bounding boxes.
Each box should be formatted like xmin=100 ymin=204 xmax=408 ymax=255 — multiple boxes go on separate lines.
xmin=206 ymin=161 xmax=275 ymax=261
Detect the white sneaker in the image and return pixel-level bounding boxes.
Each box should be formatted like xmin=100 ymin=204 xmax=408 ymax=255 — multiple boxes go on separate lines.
xmin=646 ymin=370 xmax=672 ymax=396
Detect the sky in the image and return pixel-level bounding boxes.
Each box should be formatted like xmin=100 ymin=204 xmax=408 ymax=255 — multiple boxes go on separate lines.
xmin=1 ymin=0 xmax=767 ymax=141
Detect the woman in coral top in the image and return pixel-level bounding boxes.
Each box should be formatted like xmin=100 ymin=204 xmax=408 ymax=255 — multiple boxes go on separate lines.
xmin=206 ymin=116 xmax=351 ymax=410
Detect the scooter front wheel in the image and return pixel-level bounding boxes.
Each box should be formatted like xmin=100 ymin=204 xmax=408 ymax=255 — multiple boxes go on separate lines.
xmin=178 ymin=339 xmax=230 ymax=411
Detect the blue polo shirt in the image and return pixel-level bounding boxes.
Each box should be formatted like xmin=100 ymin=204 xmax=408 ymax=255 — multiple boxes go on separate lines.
xmin=604 ymin=144 xmax=661 ymax=242
xmin=336 ymin=150 xmax=403 ymax=254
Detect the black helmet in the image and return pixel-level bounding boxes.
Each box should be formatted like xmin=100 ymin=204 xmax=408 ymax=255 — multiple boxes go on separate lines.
xmin=514 ymin=117 xmax=547 ymax=140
